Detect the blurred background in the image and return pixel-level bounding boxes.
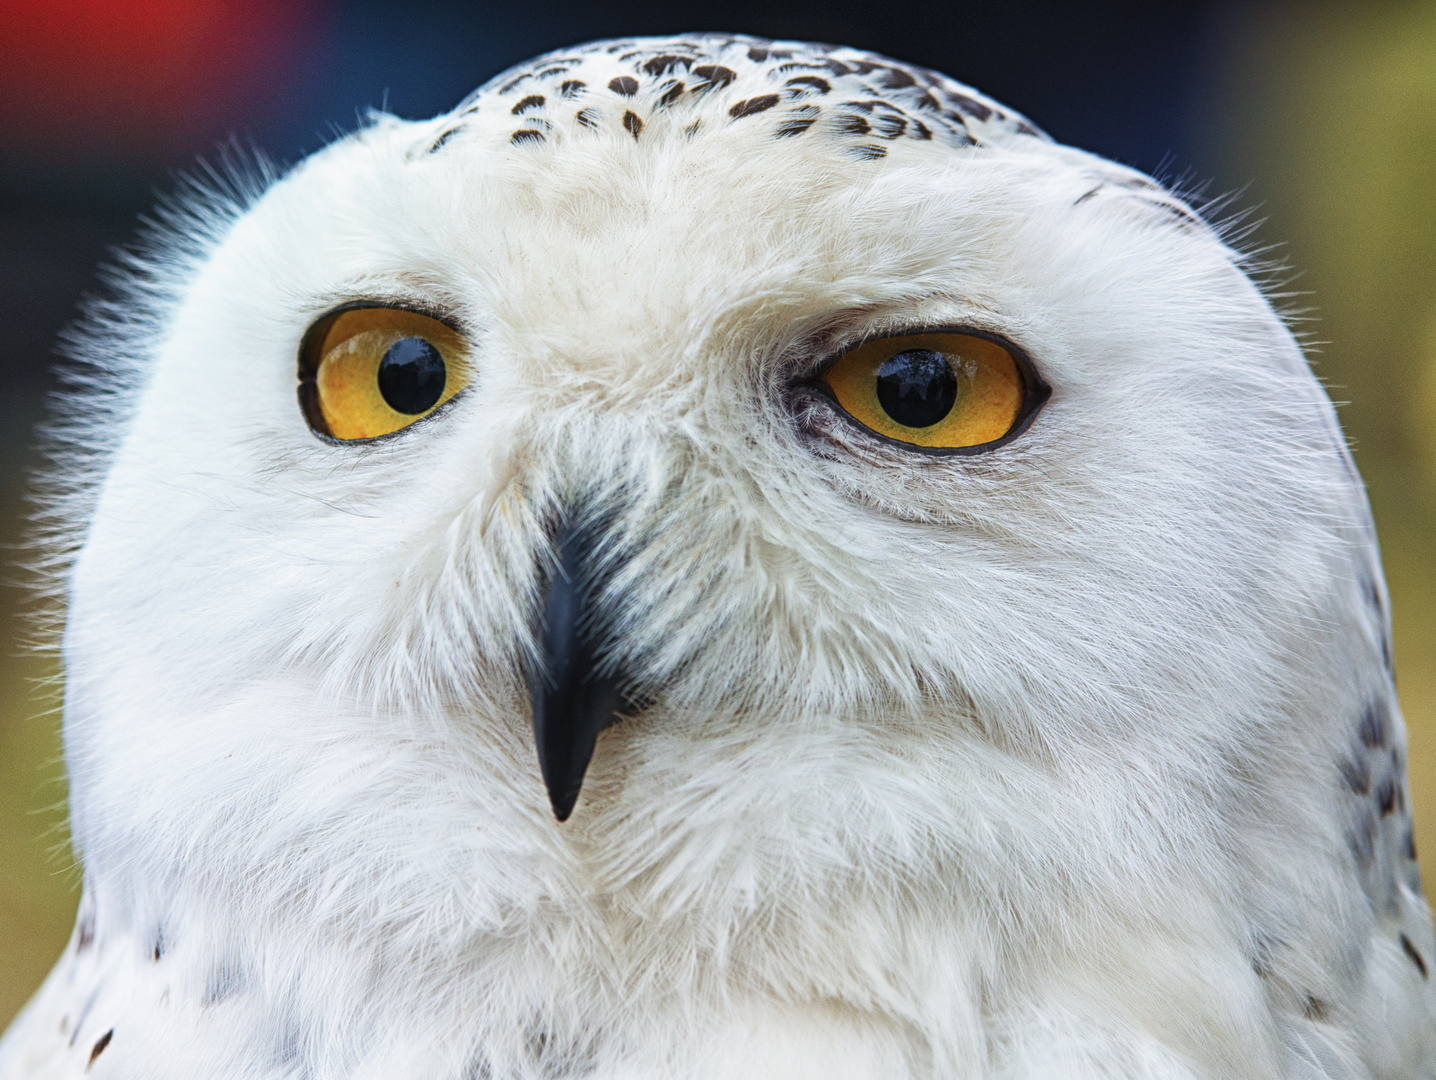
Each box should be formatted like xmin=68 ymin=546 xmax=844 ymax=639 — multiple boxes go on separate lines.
xmin=1 ymin=0 xmax=1433 ymax=1026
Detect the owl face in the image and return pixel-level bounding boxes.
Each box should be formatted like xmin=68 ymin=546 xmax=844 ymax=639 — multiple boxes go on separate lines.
xmin=60 ymin=38 xmax=1361 ymax=909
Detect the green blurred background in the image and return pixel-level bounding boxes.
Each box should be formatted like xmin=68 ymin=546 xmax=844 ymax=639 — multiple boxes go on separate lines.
xmin=1 ymin=0 xmax=1433 ymax=1028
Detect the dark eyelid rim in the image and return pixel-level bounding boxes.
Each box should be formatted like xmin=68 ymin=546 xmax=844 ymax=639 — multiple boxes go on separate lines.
xmin=796 ymin=324 xmax=1051 ymax=457
xmin=297 ymin=300 xmax=469 ymax=445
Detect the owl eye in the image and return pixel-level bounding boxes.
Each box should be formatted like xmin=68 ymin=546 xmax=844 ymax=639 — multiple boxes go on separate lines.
xmin=818 ymin=331 xmax=1045 ymax=451
xmin=298 ymin=306 xmax=471 ymax=441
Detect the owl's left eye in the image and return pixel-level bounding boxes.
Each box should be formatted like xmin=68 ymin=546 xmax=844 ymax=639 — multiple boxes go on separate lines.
xmin=298 ymin=306 xmax=471 ymax=441
xmin=815 ymin=330 xmax=1048 ymax=452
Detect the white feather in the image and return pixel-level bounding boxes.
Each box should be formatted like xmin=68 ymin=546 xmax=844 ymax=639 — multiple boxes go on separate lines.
xmin=2 ymin=34 xmax=1431 ymax=1080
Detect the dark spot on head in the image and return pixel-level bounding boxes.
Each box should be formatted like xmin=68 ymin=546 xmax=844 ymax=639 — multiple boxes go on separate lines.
xmin=608 ymin=76 xmax=639 ymax=97
xmin=559 ymin=80 xmax=586 ymax=99
xmin=836 ymin=114 xmax=871 ymax=136
xmin=510 ymin=129 xmax=545 ymax=145
xmin=511 ymin=95 xmax=545 ymax=115
xmin=642 ymin=54 xmax=689 ymax=76
xmin=944 ymin=91 xmax=994 ymax=122
xmin=428 ymin=127 xmax=460 ymax=154
xmin=911 ymin=119 xmax=933 ymax=140
xmin=498 ymin=73 xmax=531 ymax=95
xmin=1109 ymin=175 xmax=1156 ymax=192
xmin=622 ymin=110 xmax=644 ymax=139
xmin=876 ymin=66 xmax=917 ymax=90
xmin=656 ymin=80 xmax=685 ymax=107
xmin=1302 ymin=996 xmax=1328 ymax=1021
xmin=872 ymin=112 xmax=907 ymax=139
xmin=776 ymin=116 xmax=818 ymax=137
xmin=1401 ymin=934 xmax=1429 ymax=978
xmin=1363 ymin=575 xmax=1384 ymax=616
xmin=1014 ymin=120 xmax=1044 ymax=137
xmin=851 ymin=144 xmax=888 ymax=160
xmin=915 ymin=90 xmax=943 ymax=112
xmin=575 ymin=108 xmax=600 ymax=129
xmin=691 ymin=65 xmax=736 ymax=92
xmin=88 ymin=1029 xmax=113 ymax=1068
xmin=1145 ymin=199 xmax=1207 ymax=230
xmin=730 ymin=94 xmax=780 ymax=119
xmin=1377 ymin=775 xmax=1397 ymax=816
xmin=747 ymin=46 xmax=769 ymax=61
xmin=1341 ymin=755 xmax=1371 ymax=796
xmin=1359 ymin=701 xmax=1390 ymax=749
xmin=1350 ymin=809 xmax=1378 ymax=868
xmin=785 ymin=75 xmax=831 ymax=95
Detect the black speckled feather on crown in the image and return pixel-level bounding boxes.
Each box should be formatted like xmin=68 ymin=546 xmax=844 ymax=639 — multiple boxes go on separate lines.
xmin=422 ymin=34 xmax=1048 ymax=160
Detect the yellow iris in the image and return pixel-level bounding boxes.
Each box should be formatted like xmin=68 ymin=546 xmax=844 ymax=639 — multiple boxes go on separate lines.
xmin=820 ymin=332 xmax=1029 ymax=449
xmin=299 ymin=307 xmax=470 ymax=441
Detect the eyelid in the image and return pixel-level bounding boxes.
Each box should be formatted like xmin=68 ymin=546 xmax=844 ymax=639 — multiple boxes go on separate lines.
xmin=298 ymin=300 xmax=465 ymax=362
xmin=808 ymin=324 xmax=1025 ymax=372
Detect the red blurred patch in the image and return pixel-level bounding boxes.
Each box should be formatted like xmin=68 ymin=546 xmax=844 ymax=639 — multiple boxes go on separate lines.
xmin=0 ymin=0 xmax=324 ymax=160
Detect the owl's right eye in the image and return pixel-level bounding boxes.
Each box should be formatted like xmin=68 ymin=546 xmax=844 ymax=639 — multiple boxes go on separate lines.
xmin=298 ymin=306 xmax=471 ymax=441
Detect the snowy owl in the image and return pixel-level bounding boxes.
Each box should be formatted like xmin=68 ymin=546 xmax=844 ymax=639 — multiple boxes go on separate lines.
xmin=1 ymin=31 xmax=1433 ymax=1080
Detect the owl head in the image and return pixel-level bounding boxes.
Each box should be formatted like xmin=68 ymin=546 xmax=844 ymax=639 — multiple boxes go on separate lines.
xmin=40 ymin=35 xmax=1391 ymax=1069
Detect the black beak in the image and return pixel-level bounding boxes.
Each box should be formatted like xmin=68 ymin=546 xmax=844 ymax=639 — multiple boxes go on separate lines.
xmin=530 ymin=516 xmax=625 ymax=822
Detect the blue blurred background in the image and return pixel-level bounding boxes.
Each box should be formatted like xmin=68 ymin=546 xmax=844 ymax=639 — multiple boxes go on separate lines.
xmin=2 ymin=0 xmax=1434 ymax=1025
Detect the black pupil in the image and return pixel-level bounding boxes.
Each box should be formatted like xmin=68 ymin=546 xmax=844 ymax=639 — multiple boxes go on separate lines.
xmin=875 ymin=349 xmax=958 ymax=428
xmin=377 ymin=337 xmax=447 ymax=414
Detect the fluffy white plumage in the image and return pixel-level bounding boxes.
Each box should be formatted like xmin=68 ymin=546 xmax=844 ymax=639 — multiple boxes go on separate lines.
xmin=1 ymin=32 xmax=1433 ymax=1080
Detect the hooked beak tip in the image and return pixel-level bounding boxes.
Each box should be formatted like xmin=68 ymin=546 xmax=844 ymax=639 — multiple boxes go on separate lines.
xmin=551 ymin=790 xmax=578 ymax=824
xmin=530 ymin=516 xmax=625 ymax=823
